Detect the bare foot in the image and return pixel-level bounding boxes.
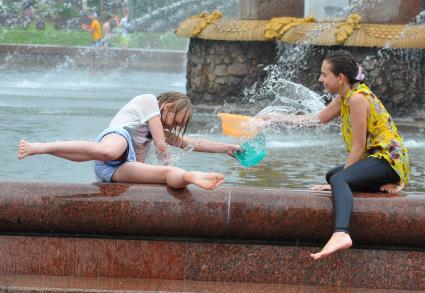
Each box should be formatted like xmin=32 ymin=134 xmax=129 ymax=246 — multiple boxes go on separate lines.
xmin=17 ymin=140 xmax=38 ymax=160
xmin=184 ymin=171 xmax=224 ymax=190
xmin=310 ymin=232 xmax=352 ymax=260
xmin=309 ymin=184 xmax=331 ymax=191
xmin=380 ymin=182 xmax=405 ymax=194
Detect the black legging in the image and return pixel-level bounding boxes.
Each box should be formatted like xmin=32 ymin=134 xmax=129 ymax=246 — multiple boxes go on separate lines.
xmin=326 ymin=157 xmax=400 ymax=233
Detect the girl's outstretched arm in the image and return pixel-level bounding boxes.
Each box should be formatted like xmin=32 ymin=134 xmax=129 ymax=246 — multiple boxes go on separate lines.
xmin=165 ymin=133 xmax=241 ymax=156
xmin=258 ymin=95 xmax=342 ymax=125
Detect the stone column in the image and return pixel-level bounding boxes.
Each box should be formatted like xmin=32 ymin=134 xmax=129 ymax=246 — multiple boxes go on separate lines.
xmin=349 ymin=0 xmax=423 ymax=24
xmin=240 ymin=0 xmax=304 ymax=20
xmin=186 ymin=39 xmax=276 ymax=104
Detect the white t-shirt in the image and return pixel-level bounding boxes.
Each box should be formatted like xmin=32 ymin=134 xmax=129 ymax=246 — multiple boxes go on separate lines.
xmin=109 ymin=94 xmax=160 ymax=145
xmin=120 ymin=17 xmax=129 ymax=36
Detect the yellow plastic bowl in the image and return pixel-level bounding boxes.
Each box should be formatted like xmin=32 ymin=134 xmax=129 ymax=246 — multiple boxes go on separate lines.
xmin=217 ymin=113 xmax=259 ymax=138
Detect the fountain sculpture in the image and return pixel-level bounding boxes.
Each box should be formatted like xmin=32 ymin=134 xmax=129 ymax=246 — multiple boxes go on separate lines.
xmin=176 ymin=0 xmax=425 ymax=116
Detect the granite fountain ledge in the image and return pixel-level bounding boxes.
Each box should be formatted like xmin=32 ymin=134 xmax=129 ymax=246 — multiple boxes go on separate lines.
xmin=0 ymin=181 xmax=424 ymax=247
xmin=0 ymin=181 xmax=424 ymax=290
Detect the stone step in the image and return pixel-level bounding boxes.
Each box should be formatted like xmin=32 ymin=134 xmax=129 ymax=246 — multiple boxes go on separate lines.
xmin=0 ymin=274 xmax=420 ymax=293
xmin=0 ymin=235 xmax=424 ymax=291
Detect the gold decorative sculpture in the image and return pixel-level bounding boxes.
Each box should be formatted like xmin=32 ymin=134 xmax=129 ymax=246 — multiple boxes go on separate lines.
xmin=335 ymin=14 xmax=362 ymax=44
xmin=264 ymin=16 xmax=315 ymax=40
xmin=175 ymin=12 xmax=425 ymax=49
xmin=176 ymin=10 xmax=223 ymax=37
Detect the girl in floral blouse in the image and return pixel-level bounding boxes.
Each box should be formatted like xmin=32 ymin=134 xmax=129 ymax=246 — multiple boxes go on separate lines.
xmin=260 ymin=50 xmax=409 ymax=260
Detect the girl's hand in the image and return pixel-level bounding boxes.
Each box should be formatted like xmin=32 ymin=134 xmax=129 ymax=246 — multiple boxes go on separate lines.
xmin=309 ymin=184 xmax=331 ymax=191
xmin=227 ymin=144 xmax=242 ymax=158
xmin=154 ymin=140 xmax=170 ymax=164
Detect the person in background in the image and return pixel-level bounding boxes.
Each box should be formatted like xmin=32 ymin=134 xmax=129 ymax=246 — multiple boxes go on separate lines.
xmin=116 ymin=8 xmax=130 ymax=49
xmin=101 ymin=13 xmax=114 ymax=48
xmin=82 ymin=12 xmax=102 ymax=48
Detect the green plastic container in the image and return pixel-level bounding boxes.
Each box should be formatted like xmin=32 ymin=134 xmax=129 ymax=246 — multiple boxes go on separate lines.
xmin=234 ymin=133 xmax=267 ymax=167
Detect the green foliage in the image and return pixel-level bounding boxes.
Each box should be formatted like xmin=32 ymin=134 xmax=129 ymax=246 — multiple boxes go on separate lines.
xmin=88 ymin=0 xmax=101 ymax=8
xmin=34 ymin=0 xmax=55 ymax=18
xmin=127 ymin=0 xmax=146 ymax=16
xmin=127 ymin=0 xmax=239 ymax=32
xmin=0 ymin=23 xmax=188 ymax=49
xmin=87 ymin=0 xmax=100 ymax=14
xmin=0 ymin=4 xmax=8 ymax=14
xmin=54 ymin=1 xmax=79 ymax=18
xmin=2 ymin=1 xmax=21 ymax=14
xmin=0 ymin=22 xmax=91 ymax=46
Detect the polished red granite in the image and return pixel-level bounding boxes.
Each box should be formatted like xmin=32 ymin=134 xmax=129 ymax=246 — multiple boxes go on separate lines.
xmin=0 ymin=181 xmax=424 ymax=247
xmin=0 ymin=181 xmax=424 ymax=290
xmin=229 ymin=189 xmax=425 ymax=246
xmin=185 ymin=242 xmax=425 ymax=290
xmin=0 ymin=236 xmax=184 ymax=280
xmin=0 ymin=236 xmax=424 ymax=290
xmin=2 ymin=274 xmax=420 ymax=293
xmin=0 ymin=181 xmax=228 ymax=238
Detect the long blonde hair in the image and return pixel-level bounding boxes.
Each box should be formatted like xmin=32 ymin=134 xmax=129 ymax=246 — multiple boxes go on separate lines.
xmin=157 ymin=92 xmax=193 ymax=138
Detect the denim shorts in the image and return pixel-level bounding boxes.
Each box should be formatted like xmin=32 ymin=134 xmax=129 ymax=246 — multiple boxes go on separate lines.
xmin=94 ymin=127 xmax=136 ymax=182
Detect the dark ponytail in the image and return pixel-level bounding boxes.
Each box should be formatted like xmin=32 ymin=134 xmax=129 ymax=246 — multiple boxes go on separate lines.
xmin=324 ymin=50 xmax=365 ymax=85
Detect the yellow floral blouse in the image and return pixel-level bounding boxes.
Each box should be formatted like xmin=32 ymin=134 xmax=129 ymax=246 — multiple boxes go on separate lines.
xmin=341 ymin=83 xmax=410 ymax=185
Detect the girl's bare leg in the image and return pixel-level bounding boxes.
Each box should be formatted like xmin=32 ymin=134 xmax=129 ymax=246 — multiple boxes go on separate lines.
xmin=18 ymin=134 xmax=127 ymax=162
xmin=310 ymin=232 xmax=353 ymax=260
xmin=112 ymin=162 xmax=224 ymax=190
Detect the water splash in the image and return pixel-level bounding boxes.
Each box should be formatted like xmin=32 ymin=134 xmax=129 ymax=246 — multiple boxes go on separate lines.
xmin=143 ymin=136 xmax=197 ymax=166
xmin=243 ymin=43 xmax=326 ymax=125
xmin=405 ymin=139 xmax=425 ymax=149
xmin=129 ymin=0 xmax=238 ymax=32
xmin=305 ymin=0 xmax=349 ymax=20
xmin=256 ymin=79 xmax=324 ymax=115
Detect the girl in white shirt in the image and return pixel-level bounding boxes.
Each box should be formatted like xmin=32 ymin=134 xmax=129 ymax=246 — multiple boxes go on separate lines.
xmin=18 ymin=92 xmax=241 ymax=190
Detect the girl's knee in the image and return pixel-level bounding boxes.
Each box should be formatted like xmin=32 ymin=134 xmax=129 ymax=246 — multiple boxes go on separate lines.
xmin=97 ymin=146 xmax=123 ymax=161
xmin=326 ymin=165 xmax=344 ymax=183
xmin=330 ymin=171 xmax=360 ymax=191
xmin=164 ymin=166 xmax=185 ymax=176
xmin=326 ymin=170 xmax=335 ymax=183
xmin=329 ymin=171 xmax=348 ymax=185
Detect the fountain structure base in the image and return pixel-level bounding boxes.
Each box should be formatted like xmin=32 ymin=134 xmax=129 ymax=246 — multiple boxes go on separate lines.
xmin=0 ymin=181 xmax=424 ymax=292
xmin=186 ymin=39 xmax=425 ymax=116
